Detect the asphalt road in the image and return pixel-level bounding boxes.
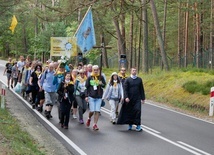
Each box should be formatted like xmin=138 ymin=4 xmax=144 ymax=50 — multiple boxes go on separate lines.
xmin=0 ymin=60 xmax=214 ymax=155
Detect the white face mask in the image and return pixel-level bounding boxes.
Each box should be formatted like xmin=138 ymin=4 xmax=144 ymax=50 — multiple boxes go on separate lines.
xmin=65 ymin=79 xmax=70 ymax=83
xmin=113 ymin=80 xmax=117 ymax=83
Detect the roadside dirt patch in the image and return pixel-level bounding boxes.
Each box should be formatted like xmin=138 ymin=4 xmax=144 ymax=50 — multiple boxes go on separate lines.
xmin=0 ymin=133 xmax=10 ymax=155
xmin=4 ymin=88 xmax=72 ymax=155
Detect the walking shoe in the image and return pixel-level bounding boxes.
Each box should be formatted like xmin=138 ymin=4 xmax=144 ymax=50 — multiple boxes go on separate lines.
xmin=128 ymin=124 xmax=132 ymax=130
xmin=32 ymin=103 xmax=36 ymax=109
xmin=93 ymin=124 xmax=99 ymax=130
xmin=64 ymin=126 xmax=68 ymax=129
xmin=116 ymin=111 xmax=119 ymax=118
xmin=79 ymin=119 xmax=84 ymax=124
xmin=111 ymin=120 xmax=116 ymax=125
xmin=136 ymin=125 xmax=143 ymax=132
xmin=86 ymin=118 xmax=91 ymax=127
xmin=73 ymin=115 xmax=77 ymax=119
xmin=60 ymin=123 xmax=64 ymax=128
xmin=45 ymin=110 xmax=50 ymax=119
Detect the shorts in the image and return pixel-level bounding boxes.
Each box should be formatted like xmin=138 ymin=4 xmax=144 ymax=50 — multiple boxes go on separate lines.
xmin=38 ymin=90 xmax=45 ymax=100
xmin=6 ymin=73 xmax=11 ymax=80
xmin=72 ymin=99 xmax=78 ymax=108
xmin=88 ymin=97 xmax=102 ymax=112
xmin=45 ymin=92 xmax=57 ymax=106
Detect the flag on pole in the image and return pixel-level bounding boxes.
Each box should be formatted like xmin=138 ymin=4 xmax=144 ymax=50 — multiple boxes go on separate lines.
xmin=74 ymin=7 xmax=96 ymax=53
xmin=9 ymin=15 xmax=18 ymax=34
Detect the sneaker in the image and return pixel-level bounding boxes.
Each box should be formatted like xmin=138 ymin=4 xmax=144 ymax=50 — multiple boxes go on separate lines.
xmin=64 ymin=126 xmax=68 ymax=129
xmin=79 ymin=119 xmax=84 ymax=124
xmin=128 ymin=124 xmax=132 ymax=130
xmin=86 ymin=118 xmax=91 ymax=127
xmin=73 ymin=115 xmax=77 ymax=119
xmin=111 ymin=120 xmax=116 ymax=125
xmin=60 ymin=123 xmax=64 ymax=128
xmin=32 ymin=104 xmax=35 ymax=109
xmin=116 ymin=112 xmax=119 ymax=118
xmin=136 ymin=125 xmax=143 ymax=132
xmin=93 ymin=124 xmax=99 ymax=130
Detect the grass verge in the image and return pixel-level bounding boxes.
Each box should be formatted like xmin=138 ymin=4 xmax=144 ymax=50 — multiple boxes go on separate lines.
xmin=0 ymin=106 xmax=45 ymax=155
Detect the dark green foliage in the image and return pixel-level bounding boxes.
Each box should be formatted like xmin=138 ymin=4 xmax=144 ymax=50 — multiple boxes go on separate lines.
xmin=182 ymin=81 xmax=199 ymax=94
xmin=183 ymin=80 xmax=214 ymax=95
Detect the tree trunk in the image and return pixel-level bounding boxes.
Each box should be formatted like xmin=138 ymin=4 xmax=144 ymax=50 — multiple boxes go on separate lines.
xmin=142 ymin=0 xmax=149 ymax=73
xmin=128 ymin=0 xmax=134 ymax=69
xmin=100 ymin=34 xmax=109 ymax=68
xmin=184 ymin=1 xmax=189 ymax=68
xmin=138 ymin=6 xmax=142 ymax=72
xmin=195 ymin=2 xmax=200 ymax=68
xmin=150 ymin=0 xmax=169 ymax=71
xmin=177 ymin=1 xmax=181 ymax=67
xmin=113 ymin=18 xmax=126 ymax=60
xmin=210 ymin=0 xmax=213 ymax=69
xmin=162 ymin=0 xmax=167 ymax=46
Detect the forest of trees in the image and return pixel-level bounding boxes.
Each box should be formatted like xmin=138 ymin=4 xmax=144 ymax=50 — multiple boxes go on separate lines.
xmin=0 ymin=0 xmax=213 ymax=72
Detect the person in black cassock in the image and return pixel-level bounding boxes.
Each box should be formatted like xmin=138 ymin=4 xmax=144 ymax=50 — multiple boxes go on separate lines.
xmin=117 ymin=67 xmax=145 ymax=132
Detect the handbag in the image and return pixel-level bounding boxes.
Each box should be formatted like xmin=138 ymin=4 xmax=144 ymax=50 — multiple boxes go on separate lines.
xmin=101 ymin=100 xmax=105 ymax=107
xmin=14 ymin=82 xmax=22 ymax=93
xmin=80 ymin=92 xmax=85 ymax=99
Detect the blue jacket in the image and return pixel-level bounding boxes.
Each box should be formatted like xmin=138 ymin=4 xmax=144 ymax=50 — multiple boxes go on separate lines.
xmin=40 ymin=70 xmax=57 ymax=92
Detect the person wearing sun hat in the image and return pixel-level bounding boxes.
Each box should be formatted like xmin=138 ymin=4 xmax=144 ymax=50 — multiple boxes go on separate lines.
xmin=102 ymin=72 xmax=124 ymax=124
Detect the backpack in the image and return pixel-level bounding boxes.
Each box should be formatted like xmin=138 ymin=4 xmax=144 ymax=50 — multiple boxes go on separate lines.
xmin=6 ymin=63 xmax=13 ymax=73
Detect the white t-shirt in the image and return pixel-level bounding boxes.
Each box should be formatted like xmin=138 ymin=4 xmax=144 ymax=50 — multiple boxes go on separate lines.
xmin=17 ymin=61 xmax=25 ymax=72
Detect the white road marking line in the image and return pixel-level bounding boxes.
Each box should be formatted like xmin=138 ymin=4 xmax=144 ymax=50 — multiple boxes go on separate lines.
xmin=145 ymin=129 xmax=202 ymax=155
xmin=178 ymin=141 xmax=212 ymax=155
xmin=0 ymin=80 xmax=87 ymax=155
xmin=146 ymin=101 xmax=214 ymax=125
xmin=101 ymin=107 xmax=110 ymax=112
xmin=101 ymin=108 xmax=205 ymax=155
xmin=141 ymin=125 xmax=161 ymax=134
xmin=101 ymin=107 xmax=161 ymax=134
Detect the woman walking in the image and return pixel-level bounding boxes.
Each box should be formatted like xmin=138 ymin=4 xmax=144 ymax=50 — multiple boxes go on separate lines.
xmin=103 ymin=72 xmax=124 ymax=124
xmin=29 ymin=64 xmax=42 ymax=109
xmin=74 ymin=69 xmax=87 ymax=124
xmin=57 ymin=72 xmax=75 ymax=129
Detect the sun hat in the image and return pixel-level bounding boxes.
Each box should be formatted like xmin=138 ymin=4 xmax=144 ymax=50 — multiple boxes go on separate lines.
xmin=111 ymin=72 xmax=118 ymax=76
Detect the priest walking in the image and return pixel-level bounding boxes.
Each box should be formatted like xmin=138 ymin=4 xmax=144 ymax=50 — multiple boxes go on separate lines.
xmin=117 ymin=67 xmax=145 ymax=132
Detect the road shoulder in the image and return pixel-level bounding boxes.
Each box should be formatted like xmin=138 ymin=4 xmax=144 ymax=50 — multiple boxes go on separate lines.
xmin=5 ymin=87 xmax=72 ymax=155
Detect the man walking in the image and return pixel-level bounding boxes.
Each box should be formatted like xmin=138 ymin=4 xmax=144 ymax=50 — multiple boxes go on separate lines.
xmin=85 ymin=65 xmax=106 ymax=130
xmin=117 ymin=67 xmax=145 ymax=132
xmin=39 ymin=63 xmax=57 ymax=119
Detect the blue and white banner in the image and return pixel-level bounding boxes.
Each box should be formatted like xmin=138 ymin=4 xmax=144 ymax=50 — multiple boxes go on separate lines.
xmin=74 ymin=7 xmax=96 ymax=53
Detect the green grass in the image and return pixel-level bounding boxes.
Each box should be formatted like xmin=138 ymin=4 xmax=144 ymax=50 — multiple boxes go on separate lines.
xmin=102 ymin=67 xmax=214 ymax=115
xmin=138 ymin=67 xmax=214 ymax=114
xmin=0 ymin=107 xmax=45 ymax=155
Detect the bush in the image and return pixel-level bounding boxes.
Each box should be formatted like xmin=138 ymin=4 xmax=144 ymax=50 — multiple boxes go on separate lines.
xmin=182 ymin=81 xmax=199 ymax=94
xmin=183 ymin=80 xmax=214 ymax=95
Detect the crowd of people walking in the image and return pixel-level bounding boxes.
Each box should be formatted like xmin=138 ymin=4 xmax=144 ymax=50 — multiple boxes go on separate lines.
xmin=3 ymin=55 xmax=145 ymax=132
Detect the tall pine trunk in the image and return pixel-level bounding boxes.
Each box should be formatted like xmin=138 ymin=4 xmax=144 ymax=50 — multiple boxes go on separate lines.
xmin=150 ymin=0 xmax=169 ymax=71
xmin=210 ymin=0 xmax=213 ymax=69
xmin=128 ymin=0 xmax=134 ymax=69
xmin=142 ymin=0 xmax=149 ymax=73
xmin=184 ymin=1 xmax=189 ymax=68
